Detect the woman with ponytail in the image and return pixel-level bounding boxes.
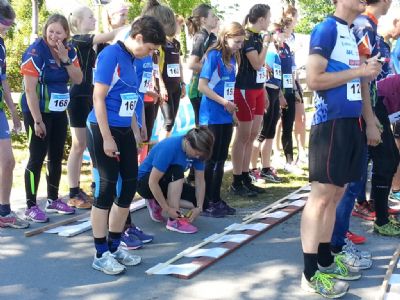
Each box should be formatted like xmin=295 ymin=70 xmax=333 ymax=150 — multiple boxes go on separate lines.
xmin=198 ymin=22 xmax=245 ymax=217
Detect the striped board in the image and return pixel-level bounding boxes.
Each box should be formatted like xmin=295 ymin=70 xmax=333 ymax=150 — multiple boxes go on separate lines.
xmin=379 ymin=245 xmax=400 ymax=300
xmin=145 ymin=185 xmax=310 ymax=279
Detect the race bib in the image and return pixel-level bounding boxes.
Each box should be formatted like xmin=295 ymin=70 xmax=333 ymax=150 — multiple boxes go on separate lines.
xmin=224 ymin=82 xmax=235 ymax=101
xmin=139 ymin=72 xmax=152 ymax=93
xmin=49 ymin=93 xmax=70 ymax=112
xmin=347 ymin=80 xmax=362 ymax=101
xmin=119 ymin=93 xmax=138 ymax=117
xmin=153 ymin=64 xmax=160 ymax=79
xmin=273 ymin=63 xmax=282 ymax=79
xmin=167 ymin=64 xmax=180 ymax=78
xmin=256 ymin=67 xmax=267 ymax=83
xmin=283 ymin=74 xmax=293 ymax=88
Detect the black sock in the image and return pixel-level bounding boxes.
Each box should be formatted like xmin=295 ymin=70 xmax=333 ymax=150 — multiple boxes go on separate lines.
xmin=372 ymin=184 xmax=390 ymax=226
xmin=261 ymin=167 xmax=271 ymax=173
xmin=233 ymin=174 xmax=242 ymax=187
xmin=303 ymin=253 xmax=318 ymax=281
xmin=69 ymin=187 xmax=80 ymax=198
xmin=330 ymin=245 xmax=343 ymax=255
xmin=317 ymin=242 xmax=334 ymax=267
xmin=242 ymin=172 xmax=251 ymax=184
xmin=392 ymin=189 xmax=400 ymax=193
xmin=94 ymin=237 xmax=108 ymax=258
xmin=108 ymin=231 xmax=122 ymax=253
xmin=0 ymin=204 xmax=11 ymax=216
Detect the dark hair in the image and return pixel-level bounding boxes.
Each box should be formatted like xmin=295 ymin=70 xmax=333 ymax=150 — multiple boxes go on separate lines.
xmin=186 ymin=4 xmax=212 ymax=36
xmin=366 ymin=0 xmax=380 ymax=4
xmin=284 ymin=5 xmax=298 ymax=18
xmin=129 ymin=15 xmax=166 ymax=45
xmin=43 ymin=14 xmax=70 ymax=42
xmin=185 ymin=127 xmax=214 ymax=161
xmin=244 ymin=4 xmax=270 ymax=26
xmin=0 ymin=0 xmax=15 ymax=21
xmin=141 ymin=0 xmax=176 ymax=37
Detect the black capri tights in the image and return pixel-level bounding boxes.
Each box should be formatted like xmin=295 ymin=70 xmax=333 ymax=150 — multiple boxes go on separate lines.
xmin=160 ymin=84 xmax=181 ymax=132
xmin=258 ymin=87 xmax=281 ymax=142
xmin=87 ymin=123 xmax=138 ymax=209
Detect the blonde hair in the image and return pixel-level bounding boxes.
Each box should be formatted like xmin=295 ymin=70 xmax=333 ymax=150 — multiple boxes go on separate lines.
xmin=103 ymin=0 xmax=129 ymax=31
xmin=68 ymin=6 xmax=91 ymax=35
xmin=142 ymin=0 xmax=176 ymax=37
xmin=208 ymin=22 xmax=245 ymax=70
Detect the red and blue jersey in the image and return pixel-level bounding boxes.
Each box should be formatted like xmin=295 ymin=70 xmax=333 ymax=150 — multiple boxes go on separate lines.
xmin=87 ymin=41 xmax=138 ymax=127
xmin=199 ymin=49 xmax=236 ymax=125
xmin=138 ymin=135 xmax=204 ymax=179
xmin=309 ymin=16 xmax=362 ymax=125
xmin=20 ymin=38 xmax=80 ymax=113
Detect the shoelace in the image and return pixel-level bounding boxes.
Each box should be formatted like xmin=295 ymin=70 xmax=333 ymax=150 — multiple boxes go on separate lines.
xmin=334 ymin=255 xmax=349 ymax=276
xmin=312 ymin=272 xmax=334 ymax=292
xmin=344 ymin=240 xmax=359 ymax=255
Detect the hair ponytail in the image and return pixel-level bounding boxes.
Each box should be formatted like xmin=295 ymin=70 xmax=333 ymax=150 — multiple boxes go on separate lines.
xmin=187 ymin=3 xmax=212 ymax=36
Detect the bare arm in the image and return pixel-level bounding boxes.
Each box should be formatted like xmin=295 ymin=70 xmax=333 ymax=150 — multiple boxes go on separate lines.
xmin=2 ymin=79 xmax=21 ymax=131
xmin=246 ymin=47 xmax=268 ymax=71
xmin=198 ymin=78 xmax=236 ymax=113
xmin=64 ymin=63 xmax=83 ymax=85
xmin=188 ymin=55 xmax=202 ymax=73
xmin=97 ymin=25 xmax=130 ymax=45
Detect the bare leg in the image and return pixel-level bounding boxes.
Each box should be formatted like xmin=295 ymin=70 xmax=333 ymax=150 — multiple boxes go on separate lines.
xmin=295 ymin=102 xmax=307 ymax=158
xmin=109 ymin=204 xmax=130 ymax=232
xmin=167 ymin=179 xmax=184 ymax=212
xmin=260 ymin=139 xmax=273 ymax=169
xmin=242 ymin=115 xmax=263 ymax=173
xmin=250 ymin=140 xmax=261 ymax=170
xmin=0 ymin=139 xmax=14 ymax=205
xmin=231 ymin=121 xmax=252 ymax=175
xmin=91 ymin=206 xmax=109 ymax=238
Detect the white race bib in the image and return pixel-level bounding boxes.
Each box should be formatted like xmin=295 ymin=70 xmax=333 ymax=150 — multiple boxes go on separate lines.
xmin=167 ymin=64 xmax=180 ymax=77
xmin=256 ymin=67 xmax=267 ymax=83
xmin=139 ymin=72 xmax=152 ymax=93
xmin=347 ymin=80 xmax=362 ymax=101
xmin=283 ymin=74 xmax=293 ymax=88
xmin=119 ymin=93 xmax=138 ymax=117
xmin=49 ymin=93 xmax=70 ymax=112
xmin=153 ymin=64 xmax=160 ymax=79
xmin=224 ymin=82 xmax=235 ymax=101
xmin=273 ymin=63 xmax=282 ymax=79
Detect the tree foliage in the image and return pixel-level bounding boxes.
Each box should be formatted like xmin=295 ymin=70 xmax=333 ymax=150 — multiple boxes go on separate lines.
xmin=296 ymin=0 xmax=334 ymax=34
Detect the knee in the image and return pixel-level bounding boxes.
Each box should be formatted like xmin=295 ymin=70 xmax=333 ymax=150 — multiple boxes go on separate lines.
xmin=0 ymin=155 xmax=15 ymax=173
xmin=71 ymin=140 xmax=87 ymax=154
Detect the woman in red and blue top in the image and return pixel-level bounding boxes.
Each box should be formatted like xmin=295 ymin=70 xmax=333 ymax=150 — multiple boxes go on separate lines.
xmin=20 ymin=14 xmax=83 ymax=223
xmin=230 ymin=4 xmax=272 ymax=197
xmin=87 ymin=16 xmax=166 ymax=275
xmin=198 ymin=22 xmax=245 ymax=218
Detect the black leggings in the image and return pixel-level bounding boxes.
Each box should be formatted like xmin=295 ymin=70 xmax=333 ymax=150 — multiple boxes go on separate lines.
xmin=204 ymin=123 xmax=233 ymax=208
xmin=87 ymin=123 xmax=138 ymax=210
xmin=189 ymin=96 xmax=201 ymax=127
xmin=144 ymin=102 xmax=159 ymax=142
xmin=258 ymin=87 xmax=281 ymax=142
xmin=281 ymin=91 xmax=296 ymax=163
xmin=137 ymin=165 xmax=197 ymax=207
xmin=369 ymin=97 xmax=400 ymax=225
xmin=24 ymin=112 xmax=68 ymax=207
xmin=160 ymin=84 xmax=181 ymax=132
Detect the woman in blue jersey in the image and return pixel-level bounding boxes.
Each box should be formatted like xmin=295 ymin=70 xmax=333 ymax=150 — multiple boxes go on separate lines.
xmin=21 ymin=14 xmax=83 ymax=223
xmin=137 ymin=127 xmax=214 ymax=234
xmin=250 ymin=21 xmax=288 ymax=184
xmin=0 ymin=1 xmax=29 ymax=229
xmin=198 ymin=22 xmax=245 ymax=217
xmin=66 ymin=6 xmax=126 ymax=210
xmin=87 ymin=16 xmax=166 ymax=275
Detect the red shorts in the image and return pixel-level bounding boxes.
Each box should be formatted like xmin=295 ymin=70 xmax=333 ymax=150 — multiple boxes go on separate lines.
xmin=234 ymin=88 xmax=266 ymax=121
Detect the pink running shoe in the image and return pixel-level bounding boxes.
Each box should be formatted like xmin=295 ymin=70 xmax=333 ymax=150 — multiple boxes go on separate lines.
xmin=145 ymin=198 xmax=165 ymax=223
xmin=25 ymin=205 xmax=49 ymax=223
xmin=45 ymin=199 xmax=75 ymax=215
xmin=166 ymin=218 xmax=198 ymax=234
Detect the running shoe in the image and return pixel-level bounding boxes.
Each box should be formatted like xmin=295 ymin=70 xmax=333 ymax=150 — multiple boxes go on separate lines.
xmin=352 ymin=201 xmax=375 ymax=221
xmin=244 ymin=181 xmax=266 ymax=194
xmin=126 ymin=225 xmax=153 ymax=243
xmin=389 ymin=191 xmax=400 ymax=202
xmin=25 ymin=205 xmax=49 ymax=223
xmin=0 ymin=211 xmax=30 ymax=229
xmin=216 ymin=199 xmax=236 ymax=215
xmin=260 ymin=168 xmax=282 ymax=183
xmin=319 ymin=254 xmax=361 ymax=281
xmin=345 ymin=231 xmax=366 ymax=244
xmin=301 ymin=271 xmax=349 ymax=299
xmin=92 ymin=251 xmax=125 ymax=275
xmin=120 ymin=232 xmax=143 ymax=250
xmin=373 ymin=221 xmax=400 ymax=236
xmin=283 ymin=163 xmax=304 ymax=175
xmin=343 ymin=238 xmax=372 ymax=259
xmin=229 ymin=184 xmax=257 ymax=197
xmin=67 ymin=191 xmax=92 ymax=209
xmin=332 ymin=250 xmax=372 ymax=270
xmin=111 ymin=248 xmax=142 ymax=266
xmin=145 ymin=198 xmax=165 ymax=223
xmin=45 ymin=199 xmax=75 ymax=215
xmin=249 ymin=168 xmax=262 ymax=183
xmin=166 ymin=218 xmax=198 ymax=234
xmin=201 ymin=202 xmax=226 ymax=218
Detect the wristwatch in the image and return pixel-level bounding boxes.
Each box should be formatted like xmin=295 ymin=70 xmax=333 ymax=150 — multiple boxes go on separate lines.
xmin=61 ymin=58 xmax=72 ymax=66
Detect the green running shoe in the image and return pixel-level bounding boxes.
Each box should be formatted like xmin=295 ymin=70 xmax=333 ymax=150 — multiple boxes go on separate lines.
xmin=374 ymin=221 xmax=400 ymax=236
xmin=301 ymin=271 xmax=349 ymax=298
xmin=319 ymin=254 xmax=361 ymax=281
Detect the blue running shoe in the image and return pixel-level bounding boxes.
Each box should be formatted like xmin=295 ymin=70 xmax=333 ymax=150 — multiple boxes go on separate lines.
xmin=126 ymin=226 xmax=153 ymax=243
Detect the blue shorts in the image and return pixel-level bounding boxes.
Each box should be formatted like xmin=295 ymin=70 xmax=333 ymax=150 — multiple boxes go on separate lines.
xmin=0 ymin=110 xmax=10 ymax=139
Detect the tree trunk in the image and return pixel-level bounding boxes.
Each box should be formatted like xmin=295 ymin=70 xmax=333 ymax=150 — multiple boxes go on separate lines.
xmin=31 ymin=0 xmax=38 ymax=43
